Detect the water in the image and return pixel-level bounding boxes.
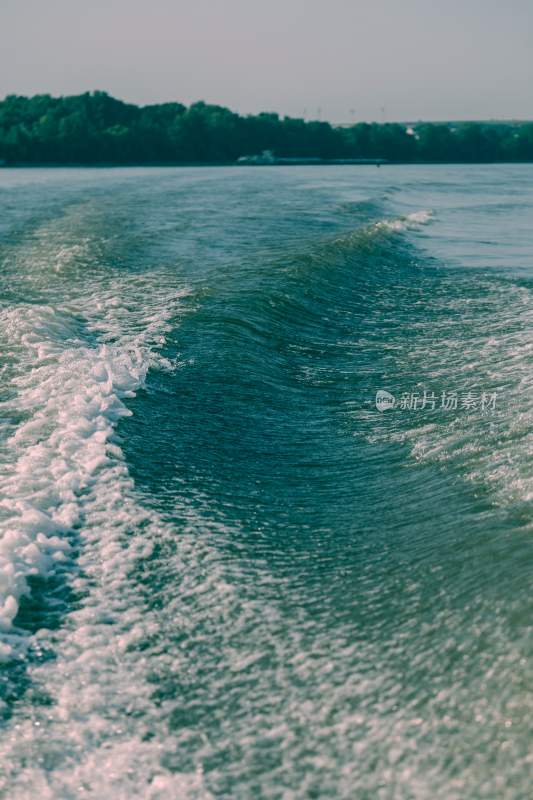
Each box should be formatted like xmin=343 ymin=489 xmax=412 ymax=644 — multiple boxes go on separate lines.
xmin=0 ymin=164 xmax=532 ymax=799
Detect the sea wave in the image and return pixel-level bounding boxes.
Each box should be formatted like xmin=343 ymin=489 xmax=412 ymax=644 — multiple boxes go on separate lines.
xmin=2 ymin=166 xmax=531 ymax=800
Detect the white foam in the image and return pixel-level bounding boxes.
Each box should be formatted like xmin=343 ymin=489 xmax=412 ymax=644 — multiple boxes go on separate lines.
xmin=377 ymin=209 xmax=434 ymax=232
xmin=0 ymin=285 xmax=185 ymax=654
xmin=4 ymin=742 xmax=212 ymax=800
xmin=0 ymin=277 xmax=222 ymax=796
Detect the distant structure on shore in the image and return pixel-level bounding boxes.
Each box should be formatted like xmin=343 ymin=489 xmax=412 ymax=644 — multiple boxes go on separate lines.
xmin=236 ymin=149 xmax=387 ymax=166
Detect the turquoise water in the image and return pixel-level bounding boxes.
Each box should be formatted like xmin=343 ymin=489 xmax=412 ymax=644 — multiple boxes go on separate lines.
xmin=0 ymin=165 xmax=532 ymax=798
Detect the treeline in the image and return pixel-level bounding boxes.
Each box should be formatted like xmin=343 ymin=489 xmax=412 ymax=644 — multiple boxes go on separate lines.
xmin=1 ymin=91 xmax=533 ymax=164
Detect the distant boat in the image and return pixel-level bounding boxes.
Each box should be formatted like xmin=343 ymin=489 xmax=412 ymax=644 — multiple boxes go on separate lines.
xmin=236 ymin=150 xmax=387 ymax=166
xmin=237 ymin=150 xmax=277 ymax=165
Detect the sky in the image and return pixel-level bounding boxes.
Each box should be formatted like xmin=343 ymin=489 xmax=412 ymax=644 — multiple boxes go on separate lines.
xmin=1 ymin=0 xmax=532 ymax=123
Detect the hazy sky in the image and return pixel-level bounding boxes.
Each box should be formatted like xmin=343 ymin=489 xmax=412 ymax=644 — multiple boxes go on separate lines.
xmin=2 ymin=0 xmax=532 ymax=122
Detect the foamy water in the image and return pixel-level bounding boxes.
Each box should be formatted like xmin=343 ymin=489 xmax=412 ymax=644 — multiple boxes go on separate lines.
xmin=0 ymin=198 xmax=212 ymax=794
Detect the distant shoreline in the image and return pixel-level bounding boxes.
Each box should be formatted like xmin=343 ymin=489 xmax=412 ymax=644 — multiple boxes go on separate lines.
xmin=2 ymin=93 xmax=533 ymax=168
xmin=3 ymin=160 xmax=533 ymax=168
